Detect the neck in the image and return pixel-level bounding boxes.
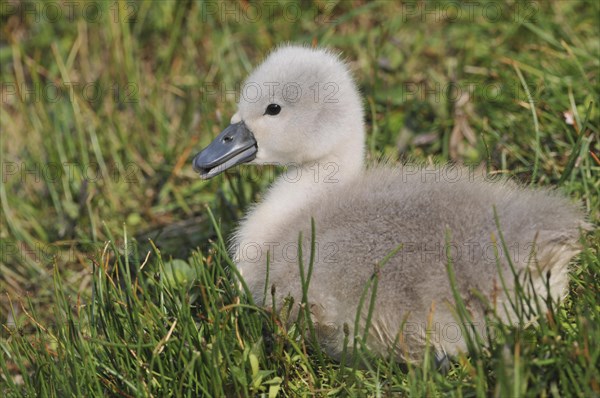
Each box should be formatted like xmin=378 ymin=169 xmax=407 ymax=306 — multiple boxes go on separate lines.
xmin=267 ymin=156 xmax=361 ymax=217
xmin=233 ymin=144 xmax=364 ymax=253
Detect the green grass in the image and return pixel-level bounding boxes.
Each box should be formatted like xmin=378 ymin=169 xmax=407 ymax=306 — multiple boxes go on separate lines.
xmin=1 ymin=0 xmax=599 ymax=396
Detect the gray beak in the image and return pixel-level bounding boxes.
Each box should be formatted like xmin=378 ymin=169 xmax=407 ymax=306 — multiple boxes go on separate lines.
xmin=192 ymin=122 xmax=258 ymax=179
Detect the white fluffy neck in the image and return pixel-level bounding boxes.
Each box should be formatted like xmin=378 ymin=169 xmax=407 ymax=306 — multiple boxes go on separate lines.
xmin=262 ymin=132 xmax=364 ymax=219
xmin=233 ymin=133 xmax=365 ymax=263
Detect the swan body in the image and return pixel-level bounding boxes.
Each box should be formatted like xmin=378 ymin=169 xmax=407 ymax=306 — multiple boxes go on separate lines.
xmin=193 ymin=45 xmax=588 ymax=362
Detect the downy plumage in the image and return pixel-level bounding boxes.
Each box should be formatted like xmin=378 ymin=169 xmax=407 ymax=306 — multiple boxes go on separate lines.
xmin=193 ymin=45 xmax=589 ymax=363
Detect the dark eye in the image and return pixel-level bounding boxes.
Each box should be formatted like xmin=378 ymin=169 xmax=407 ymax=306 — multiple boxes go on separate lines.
xmin=264 ymin=103 xmax=281 ymax=116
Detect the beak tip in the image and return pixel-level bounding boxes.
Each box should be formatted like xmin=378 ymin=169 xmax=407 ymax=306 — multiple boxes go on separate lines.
xmin=192 ymin=153 xmax=211 ymax=178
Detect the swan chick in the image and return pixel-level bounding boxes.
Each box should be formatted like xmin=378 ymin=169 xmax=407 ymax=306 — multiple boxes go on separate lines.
xmin=192 ymin=45 xmax=589 ymax=363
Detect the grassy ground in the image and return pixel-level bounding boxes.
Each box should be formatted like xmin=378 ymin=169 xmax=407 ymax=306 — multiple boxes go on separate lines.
xmin=1 ymin=0 xmax=599 ymax=396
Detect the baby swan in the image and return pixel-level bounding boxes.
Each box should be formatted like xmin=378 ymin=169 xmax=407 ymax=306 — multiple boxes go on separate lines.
xmin=193 ymin=45 xmax=588 ymax=363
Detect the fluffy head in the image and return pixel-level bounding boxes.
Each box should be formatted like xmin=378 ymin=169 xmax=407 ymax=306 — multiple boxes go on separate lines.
xmin=231 ymin=45 xmax=365 ymax=166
